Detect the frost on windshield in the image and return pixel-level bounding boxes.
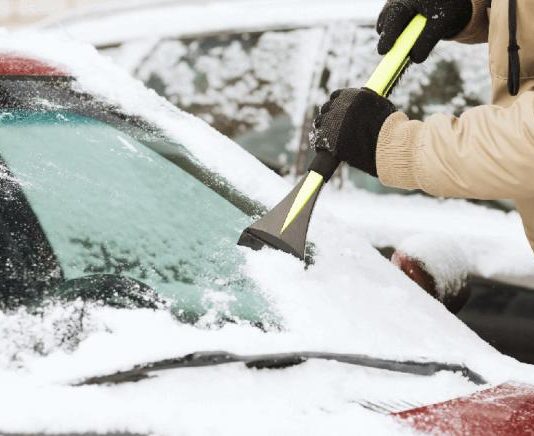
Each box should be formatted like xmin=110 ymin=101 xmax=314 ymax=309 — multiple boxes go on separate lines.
xmin=106 ymin=21 xmax=490 ymax=180
xmin=0 ymin=111 xmax=278 ymax=330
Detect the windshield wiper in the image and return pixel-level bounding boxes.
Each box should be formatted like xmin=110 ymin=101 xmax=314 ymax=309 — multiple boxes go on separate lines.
xmin=75 ymin=351 xmax=486 ymax=386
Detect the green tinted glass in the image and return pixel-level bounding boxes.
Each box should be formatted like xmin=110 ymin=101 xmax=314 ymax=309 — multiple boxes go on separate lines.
xmin=0 ymin=110 xmax=277 ymax=327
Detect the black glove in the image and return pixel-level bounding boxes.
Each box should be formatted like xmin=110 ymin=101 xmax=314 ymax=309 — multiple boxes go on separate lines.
xmin=377 ymin=0 xmax=473 ymax=63
xmin=310 ymin=88 xmax=396 ymax=177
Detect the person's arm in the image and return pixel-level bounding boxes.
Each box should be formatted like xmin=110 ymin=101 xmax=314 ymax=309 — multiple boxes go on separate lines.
xmin=376 ymin=91 xmax=534 ymax=200
xmin=452 ymin=0 xmax=489 ymax=44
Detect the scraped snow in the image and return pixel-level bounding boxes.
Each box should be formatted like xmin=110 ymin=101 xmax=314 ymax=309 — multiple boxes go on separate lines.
xmin=0 ymin=29 xmax=533 ymax=435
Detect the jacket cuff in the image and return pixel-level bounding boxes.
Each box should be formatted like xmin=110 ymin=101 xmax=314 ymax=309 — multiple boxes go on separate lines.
xmin=376 ymin=112 xmax=425 ymax=190
xmin=452 ymin=0 xmax=489 ymax=44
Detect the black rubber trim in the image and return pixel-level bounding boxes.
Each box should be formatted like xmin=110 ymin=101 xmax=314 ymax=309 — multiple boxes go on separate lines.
xmin=75 ymin=351 xmax=487 ymax=386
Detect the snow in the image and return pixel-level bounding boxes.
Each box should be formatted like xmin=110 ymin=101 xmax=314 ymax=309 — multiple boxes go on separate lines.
xmin=0 ymin=21 xmax=532 ymax=436
xmin=2 ymin=359 xmax=465 ymax=435
xmin=318 ymin=185 xmax=534 ymax=288
xmin=37 ymin=0 xmax=383 ymax=46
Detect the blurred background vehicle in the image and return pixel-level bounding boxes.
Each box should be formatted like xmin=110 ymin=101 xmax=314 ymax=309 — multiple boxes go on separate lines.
xmin=36 ymin=0 xmax=497 ymax=198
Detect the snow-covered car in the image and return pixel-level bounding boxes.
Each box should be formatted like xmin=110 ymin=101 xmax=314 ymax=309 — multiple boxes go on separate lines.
xmin=39 ymin=0 xmax=491 ymax=188
xmin=1 ymin=33 xmax=534 ymax=435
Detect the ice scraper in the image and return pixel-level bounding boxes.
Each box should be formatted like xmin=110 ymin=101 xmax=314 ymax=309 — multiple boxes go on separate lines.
xmin=238 ymin=15 xmax=427 ymax=260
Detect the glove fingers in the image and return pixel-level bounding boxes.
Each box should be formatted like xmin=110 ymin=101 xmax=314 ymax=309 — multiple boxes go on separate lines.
xmin=313 ymin=114 xmax=323 ymax=129
xmin=330 ymin=89 xmax=342 ymax=100
xmin=377 ymin=4 xmax=415 ymax=55
xmin=320 ymin=101 xmax=331 ymax=115
xmin=410 ymin=31 xmax=440 ymax=63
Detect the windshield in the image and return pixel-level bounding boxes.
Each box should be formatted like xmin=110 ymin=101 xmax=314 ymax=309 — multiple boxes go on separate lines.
xmin=0 ymin=109 xmax=277 ymax=328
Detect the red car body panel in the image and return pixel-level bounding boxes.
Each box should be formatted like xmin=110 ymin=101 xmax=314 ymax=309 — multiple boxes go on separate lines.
xmin=395 ymin=383 xmax=534 ymax=435
xmin=0 ymin=55 xmax=68 ymax=76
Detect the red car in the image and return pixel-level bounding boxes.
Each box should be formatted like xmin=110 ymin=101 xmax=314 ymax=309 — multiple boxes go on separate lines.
xmin=1 ymin=16 xmax=533 ymax=435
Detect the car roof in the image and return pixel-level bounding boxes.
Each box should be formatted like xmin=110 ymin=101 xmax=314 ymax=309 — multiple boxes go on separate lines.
xmin=36 ymin=0 xmax=381 ymax=47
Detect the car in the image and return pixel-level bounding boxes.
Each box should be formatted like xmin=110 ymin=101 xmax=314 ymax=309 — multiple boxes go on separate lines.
xmin=1 ymin=31 xmax=534 ymax=435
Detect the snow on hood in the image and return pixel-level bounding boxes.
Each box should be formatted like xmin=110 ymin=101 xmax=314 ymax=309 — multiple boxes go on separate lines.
xmin=37 ymin=0 xmax=382 ymax=46
xmin=1 ymin=31 xmax=534 ymax=435
xmin=318 ymin=186 xmax=534 ymax=287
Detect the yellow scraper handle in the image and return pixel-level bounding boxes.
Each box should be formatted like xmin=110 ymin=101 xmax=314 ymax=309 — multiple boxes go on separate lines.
xmin=308 ymin=14 xmax=427 ymax=182
xmin=366 ymin=14 xmax=427 ymax=97
xmin=241 ymin=15 xmax=428 ymax=259
xmin=279 ymin=15 xmax=427 ymax=236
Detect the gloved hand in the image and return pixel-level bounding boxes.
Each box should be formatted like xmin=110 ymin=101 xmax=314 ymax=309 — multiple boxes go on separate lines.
xmin=310 ymin=88 xmax=396 ymax=177
xmin=377 ymin=0 xmax=473 ymax=63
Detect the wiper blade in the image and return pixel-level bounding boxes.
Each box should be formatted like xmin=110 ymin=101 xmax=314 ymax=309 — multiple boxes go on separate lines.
xmin=75 ymin=351 xmax=486 ymax=386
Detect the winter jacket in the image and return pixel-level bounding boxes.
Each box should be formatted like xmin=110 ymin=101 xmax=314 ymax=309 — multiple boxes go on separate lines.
xmin=376 ymin=0 xmax=534 ymax=253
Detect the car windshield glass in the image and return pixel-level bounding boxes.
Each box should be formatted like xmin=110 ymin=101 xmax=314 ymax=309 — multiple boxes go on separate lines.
xmin=0 ymin=109 xmax=277 ymax=328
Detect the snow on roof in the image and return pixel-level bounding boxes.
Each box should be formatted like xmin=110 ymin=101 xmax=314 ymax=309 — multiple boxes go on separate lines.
xmin=36 ymin=0 xmax=382 ymax=46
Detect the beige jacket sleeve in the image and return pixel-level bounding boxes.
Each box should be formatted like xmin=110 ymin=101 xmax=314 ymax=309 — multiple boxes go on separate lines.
xmin=376 ymin=92 xmax=534 ymax=251
xmin=452 ymin=0 xmax=489 ymax=44
xmin=376 ymin=91 xmax=534 ymax=200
